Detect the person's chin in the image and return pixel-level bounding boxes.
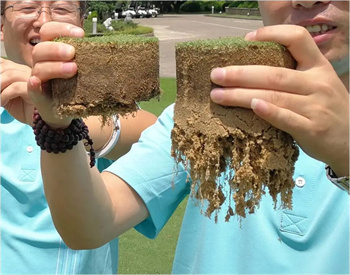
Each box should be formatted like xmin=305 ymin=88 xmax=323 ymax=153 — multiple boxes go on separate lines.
xmin=329 ymin=53 xmax=350 ymax=76
xmin=22 ymin=55 xmax=33 ymax=67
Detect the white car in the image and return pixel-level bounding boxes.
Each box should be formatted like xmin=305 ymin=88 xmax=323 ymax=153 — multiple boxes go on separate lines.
xmin=122 ymin=7 xmax=136 ymax=18
xmin=136 ymin=7 xmax=148 ymax=18
xmin=147 ymin=7 xmax=158 ymax=18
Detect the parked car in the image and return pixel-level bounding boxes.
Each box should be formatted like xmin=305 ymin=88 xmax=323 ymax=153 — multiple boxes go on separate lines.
xmin=136 ymin=6 xmax=148 ymax=18
xmin=121 ymin=7 xmax=136 ymax=18
xmin=147 ymin=7 xmax=158 ymax=18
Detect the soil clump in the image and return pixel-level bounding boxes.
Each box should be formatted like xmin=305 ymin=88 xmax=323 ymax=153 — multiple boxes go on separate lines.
xmin=52 ymin=35 xmax=160 ymax=118
xmin=172 ymin=37 xmax=299 ymax=221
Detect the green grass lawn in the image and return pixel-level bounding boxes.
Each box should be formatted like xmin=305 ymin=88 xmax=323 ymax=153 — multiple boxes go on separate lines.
xmin=139 ymin=77 xmax=178 ymax=116
xmin=118 ymin=198 xmax=188 ymax=274
xmin=118 ymin=77 xmax=188 ymax=274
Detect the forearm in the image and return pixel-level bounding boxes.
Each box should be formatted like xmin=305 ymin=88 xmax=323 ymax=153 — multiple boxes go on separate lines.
xmin=84 ymin=110 xmax=157 ymax=160
xmin=41 ymin=142 xmax=117 ymax=249
xmin=328 ymin=146 xmax=349 ymax=178
xmin=327 ymin=95 xmax=349 ymax=177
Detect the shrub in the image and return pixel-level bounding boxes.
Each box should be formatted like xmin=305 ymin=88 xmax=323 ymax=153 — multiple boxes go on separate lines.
xmin=179 ymin=1 xmax=203 ymax=13
xmin=202 ymin=1 xmax=226 ymax=12
xmin=222 ymin=2 xmax=231 ymax=11
xmin=111 ymin=20 xmax=138 ymax=31
xmin=87 ymin=11 xmax=98 ymax=21
xmin=83 ymin=19 xmax=105 ymax=34
xmin=180 ymin=1 xmax=226 ymax=13
xmin=238 ymin=1 xmax=259 ymax=8
xmin=228 ymin=1 xmax=245 ymax=8
xmin=228 ymin=1 xmax=258 ymax=8
xmin=83 ymin=19 xmax=153 ymax=36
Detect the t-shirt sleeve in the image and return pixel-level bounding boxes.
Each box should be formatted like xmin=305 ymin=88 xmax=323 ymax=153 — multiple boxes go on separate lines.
xmin=105 ymin=104 xmax=190 ymax=239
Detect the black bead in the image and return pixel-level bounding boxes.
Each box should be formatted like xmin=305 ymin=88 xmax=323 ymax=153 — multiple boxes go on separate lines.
xmin=47 ymin=130 xmax=55 ymax=138
xmin=33 ymin=111 xmax=95 ymax=167
xmin=42 ymin=125 xmax=49 ymax=134
xmin=62 ymin=135 xmax=69 ymax=142
xmin=45 ymin=137 xmax=53 ymax=142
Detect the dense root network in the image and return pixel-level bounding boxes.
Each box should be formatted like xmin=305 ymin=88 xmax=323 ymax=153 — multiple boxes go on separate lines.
xmin=171 ymin=124 xmax=299 ymax=221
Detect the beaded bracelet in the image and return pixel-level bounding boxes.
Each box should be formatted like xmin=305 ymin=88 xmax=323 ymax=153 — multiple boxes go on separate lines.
xmin=32 ymin=109 xmax=96 ymax=168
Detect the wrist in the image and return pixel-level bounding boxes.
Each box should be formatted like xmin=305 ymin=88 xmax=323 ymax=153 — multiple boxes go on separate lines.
xmin=43 ymin=117 xmax=73 ymax=130
xmin=33 ymin=109 xmax=96 ymax=168
xmin=327 ymin=146 xmax=349 ymax=177
xmin=326 ymin=165 xmax=349 ymax=194
xmin=328 ymin=157 xmax=349 ymax=178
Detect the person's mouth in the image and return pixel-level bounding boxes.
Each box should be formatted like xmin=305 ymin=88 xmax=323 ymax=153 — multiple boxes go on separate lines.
xmin=304 ymin=24 xmax=337 ymax=37
xmin=296 ymin=18 xmax=338 ymax=45
xmin=29 ymin=38 xmax=41 ymax=46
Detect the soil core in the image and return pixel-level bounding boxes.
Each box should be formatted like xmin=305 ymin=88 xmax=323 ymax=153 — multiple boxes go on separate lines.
xmin=172 ymin=37 xmax=299 ymax=221
xmin=52 ymin=35 xmax=160 ymax=118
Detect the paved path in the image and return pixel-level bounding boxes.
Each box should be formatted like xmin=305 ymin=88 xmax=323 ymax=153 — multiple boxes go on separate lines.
xmin=134 ymin=14 xmax=263 ymax=77
xmin=1 ymin=15 xmax=263 ymax=77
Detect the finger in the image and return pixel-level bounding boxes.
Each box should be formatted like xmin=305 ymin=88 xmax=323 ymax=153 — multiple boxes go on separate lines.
xmin=1 ymin=69 xmax=31 ymax=90
xmin=1 ymin=82 xmax=31 ymax=107
xmin=251 ymin=98 xmax=311 ymax=137
xmin=31 ymin=61 xmax=77 ymax=81
xmin=210 ymin=87 xmax=308 ymax=114
xmin=1 ymin=58 xmax=30 ymax=74
xmin=28 ymin=76 xmax=72 ymax=127
xmin=32 ymin=42 xmax=75 ymax=63
xmin=245 ymin=25 xmax=325 ymax=69
xmin=27 ymin=75 xmax=52 ymax=109
xmin=210 ymin=66 xmax=309 ymax=95
xmin=39 ymin=21 xmax=84 ymax=41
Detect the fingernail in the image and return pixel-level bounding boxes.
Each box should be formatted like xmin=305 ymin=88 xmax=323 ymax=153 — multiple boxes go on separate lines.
xmin=251 ymin=98 xmax=259 ymax=109
xmin=61 ymin=45 xmax=75 ymax=57
xmin=29 ymin=76 xmax=40 ymax=87
xmin=210 ymin=88 xmax=225 ymax=103
xmin=210 ymin=68 xmax=225 ymax=82
xmin=61 ymin=62 xmax=75 ymax=74
xmin=70 ymin=27 xmax=84 ymax=37
xmin=251 ymin=98 xmax=268 ymax=113
xmin=245 ymin=31 xmax=257 ymax=40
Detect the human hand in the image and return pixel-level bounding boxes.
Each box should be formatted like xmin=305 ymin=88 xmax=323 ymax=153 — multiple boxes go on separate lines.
xmin=1 ymin=58 xmax=33 ymax=124
xmin=28 ymin=21 xmax=85 ymax=129
xmin=210 ymin=25 xmax=349 ymax=176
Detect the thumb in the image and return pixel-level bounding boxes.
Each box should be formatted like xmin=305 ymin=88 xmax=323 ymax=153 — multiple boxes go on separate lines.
xmin=28 ymin=76 xmax=72 ymax=128
xmin=28 ymin=76 xmax=51 ymax=107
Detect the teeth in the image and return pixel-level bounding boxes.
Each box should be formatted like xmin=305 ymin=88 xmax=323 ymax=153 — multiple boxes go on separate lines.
xmin=305 ymin=24 xmax=334 ymax=35
xmin=30 ymin=38 xmax=41 ymax=45
xmin=321 ymin=24 xmax=329 ymax=31
xmin=306 ymin=25 xmax=321 ymax=32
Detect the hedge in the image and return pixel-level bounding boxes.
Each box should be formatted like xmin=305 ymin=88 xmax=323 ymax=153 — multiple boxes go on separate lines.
xmin=179 ymin=1 xmax=226 ymax=13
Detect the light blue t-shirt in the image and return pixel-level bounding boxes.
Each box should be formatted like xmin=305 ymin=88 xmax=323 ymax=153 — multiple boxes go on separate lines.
xmin=1 ymin=109 xmax=119 ymax=274
xmin=108 ymin=104 xmax=350 ymax=274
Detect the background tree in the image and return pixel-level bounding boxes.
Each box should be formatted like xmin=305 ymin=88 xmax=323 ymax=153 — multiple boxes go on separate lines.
xmin=87 ymin=1 xmax=117 ymax=21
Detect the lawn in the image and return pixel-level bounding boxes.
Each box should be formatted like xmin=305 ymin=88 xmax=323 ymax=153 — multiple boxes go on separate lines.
xmin=139 ymin=77 xmax=177 ymax=116
xmin=118 ymin=77 xmax=189 ymax=274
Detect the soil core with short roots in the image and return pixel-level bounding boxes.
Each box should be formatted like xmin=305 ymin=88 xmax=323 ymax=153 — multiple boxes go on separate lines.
xmin=52 ymin=35 xmax=160 ymax=118
xmin=171 ymin=37 xmax=299 ymax=221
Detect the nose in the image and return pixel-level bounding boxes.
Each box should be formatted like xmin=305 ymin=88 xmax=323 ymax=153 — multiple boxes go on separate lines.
xmin=292 ymin=0 xmax=331 ymax=9
xmin=33 ymin=6 xmax=52 ymax=27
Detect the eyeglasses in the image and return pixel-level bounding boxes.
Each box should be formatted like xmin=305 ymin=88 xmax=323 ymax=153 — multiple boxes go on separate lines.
xmin=2 ymin=2 xmax=81 ymax=21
